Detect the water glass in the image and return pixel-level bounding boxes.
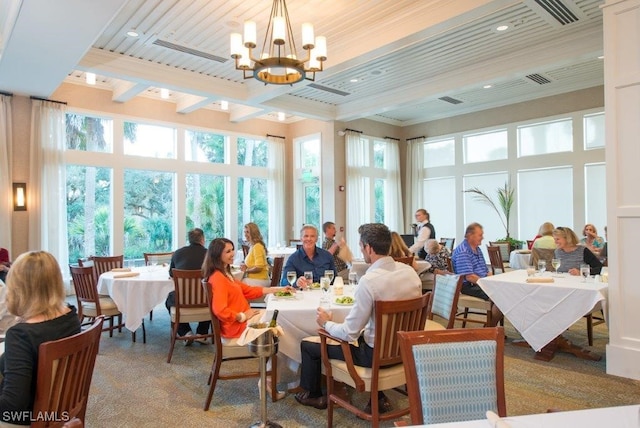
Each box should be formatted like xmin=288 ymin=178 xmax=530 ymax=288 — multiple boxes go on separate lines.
xmin=348 ymin=272 xmax=358 ymax=287
xmin=303 ymin=271 xmax=313 ymax=290
xmin=286 ymin=271 xmax=297 ymax=287
xmin=580 ymin=263 xmax=590 ymax=282
xmin=537 ymin=260 xmax=546 ymax=275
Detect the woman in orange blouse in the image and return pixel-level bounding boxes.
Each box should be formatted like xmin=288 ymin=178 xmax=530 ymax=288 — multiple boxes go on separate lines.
xmin=203 ymin=237 xmax=293 ymax=341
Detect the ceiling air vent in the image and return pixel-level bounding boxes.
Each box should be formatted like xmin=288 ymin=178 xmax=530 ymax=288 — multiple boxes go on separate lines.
xmin=438 ymin=96 xmax=463 ymax=105
xmin=534 ymin=0 xmax=579 ymax=25
xmin=308 ymin=83 xmax=350 ymax=96
xmin=526 ymin=73 xmax=552 ymax=85
xmin=152 ymin=39 xmax=228 ymax=63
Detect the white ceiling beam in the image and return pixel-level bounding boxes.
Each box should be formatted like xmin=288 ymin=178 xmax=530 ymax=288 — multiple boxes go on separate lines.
xmin=228 ymin=105 xmax=265 ymax=123
xmin=111 ymin=80 xmax=149 ymax=102
xmin=176 ymin=94 xmax=211 ymax=114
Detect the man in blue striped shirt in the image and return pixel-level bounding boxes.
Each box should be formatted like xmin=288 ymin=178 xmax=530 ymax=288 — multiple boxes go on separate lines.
xmin=452 ymin=222 xmax=502 ymax=326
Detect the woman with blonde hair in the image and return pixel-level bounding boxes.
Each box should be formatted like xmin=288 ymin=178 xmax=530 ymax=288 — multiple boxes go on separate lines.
xmin=0 ymin=251 xmax=81 ymax=424
xmin=532 ymin=222 xmax=556 ymax=249
xmin=580 ymin=223 xmax=605 ymax=257
xmin=553 ymin=227 xmax=602 ymax=276
xmin=389 ymin=232 xmax=412 ymax=258
xmin=241 ymin=222 xmax=270 ymax=287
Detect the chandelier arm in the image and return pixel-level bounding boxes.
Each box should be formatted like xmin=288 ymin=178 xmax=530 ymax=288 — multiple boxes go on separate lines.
xmin=281 ymin=0 xmax=298 ymax=54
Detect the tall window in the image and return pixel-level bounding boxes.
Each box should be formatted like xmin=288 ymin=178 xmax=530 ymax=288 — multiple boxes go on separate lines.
xmin=463 ymin=129 xmax=507 ymax=163
xmin=518 ymin=118 xmax=572 ymax=157
xmin=294 ymin=135 xmax=321 ymax=230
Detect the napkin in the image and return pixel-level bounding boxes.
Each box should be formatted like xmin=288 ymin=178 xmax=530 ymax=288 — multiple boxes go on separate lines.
xmin=113 ymin=272 xmax=140 ymax=279
xmin=486 ymin=410 xmax=511 ymax=428
xmin=526 ymin=277 xmax=554 ymax=283
xmin=237 ymin=325 xmax=284 ymax=346
xmin=111 ymin=267 xmax=131 ymax=272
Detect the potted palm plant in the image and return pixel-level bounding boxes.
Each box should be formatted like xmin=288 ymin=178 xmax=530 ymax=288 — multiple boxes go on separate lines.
xmin=463 ymin=182 xmax=524 ymax=251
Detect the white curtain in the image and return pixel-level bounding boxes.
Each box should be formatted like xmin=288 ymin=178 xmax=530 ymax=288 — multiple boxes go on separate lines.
xmin=345 ymin=131 xmax=368 ymax=248
xmin=384 ymin=138 xmax=404 ymax=233
xmin=267 ymin=135 xmax=285 ymax=247
xmin=405 ymin=137 xmax=425 ymax=228
xmin=28 ymin=100 xmax=68 ymax=272
xmin=0 ymin=95 xmax=12 ymax=253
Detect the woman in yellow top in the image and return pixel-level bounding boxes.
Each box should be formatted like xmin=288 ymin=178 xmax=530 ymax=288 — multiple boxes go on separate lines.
xmin=241 ymin=222 xmax=270 ymax=287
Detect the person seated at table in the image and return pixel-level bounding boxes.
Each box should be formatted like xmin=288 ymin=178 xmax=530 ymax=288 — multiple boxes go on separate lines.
xmin=600 ymin=226 xmax=608 ymax=266
xmin=532 ymin=222 xmax=556 ymax=250
xmin=166 ymin=228 xmax=210 ymax=345
xmin=280 ymin=225 xmax=336 ymax=287
xmin=240 ymin=222 xmax=270 ymax=287
xmin=423 ymin=239 xmax=452 ymax=276
xmin=452 ymin=222 xmax=503 ymax=327
xmin=389 ymin=231 xmax=412 ymax=258
xmin=0 ymin=251 xmax=81 ymax=425
xmin=294 ymin=223 xmax=422 ymax=411
xmin=0 ymin=247 xmax=9 ymax=283
xmin=203 ymin=238 xmax=294 ymax=399
xmin=0 ymin=278 xmax=19 ymax=337
xmin=553 ymin=226 xmax=602 ymax=276
xmin=322 ymin=221 xmax=350 ymax=281
xmin=580 ymin=224 xmax=605 ymax=258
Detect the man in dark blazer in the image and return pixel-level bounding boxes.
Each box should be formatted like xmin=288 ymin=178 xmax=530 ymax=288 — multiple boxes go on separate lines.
xmin=165 ymin=228 xmax=209 ymax=345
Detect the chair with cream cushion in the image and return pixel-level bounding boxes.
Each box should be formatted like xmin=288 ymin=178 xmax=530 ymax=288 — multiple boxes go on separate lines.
xmin=90 ymin=255 xmax=124 ymax=284
xmin=69 ymin=265 xmax=144 ymax=342
xmin=426 ymin=274 xmax=463 ymax=330
xmin=318 ymin=293 xmax=430 ymax=427
xmin=398 ymin=327 xmax=506 ymax=425
xmin=167 ymin=269 xmax=214 ymax=363
xmin=203 ymin=279 xmax=279 ymax=409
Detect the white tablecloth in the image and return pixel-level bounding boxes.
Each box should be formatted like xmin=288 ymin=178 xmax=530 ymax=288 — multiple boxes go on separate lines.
xmin=349 ymin=259 xmax=431 ymax=279
xmin=97 ymin=266 xmax=174 ymax=332
xmin=509 ymin=250 xmax=531 ymax=269
xmin=267 ymin=247 xmax=297 ymax=264
xmin=477 ymin=270 xmax=607 ymax=351
xmin=262 ymin=289 xmax=352 ymax=364
xmin=420 ymin=404 xmax=640 ymax=428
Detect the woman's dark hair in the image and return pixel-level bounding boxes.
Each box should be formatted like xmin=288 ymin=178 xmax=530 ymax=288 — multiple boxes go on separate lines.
xmin=202 ymin=237 xmax=234 ymax=279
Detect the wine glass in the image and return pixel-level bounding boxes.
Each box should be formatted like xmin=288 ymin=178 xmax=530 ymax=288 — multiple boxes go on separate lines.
xmin=303 ymin=271 xmax=313 ymax=290
xmin=580 ymin=263 xmax=590 ymax=282
xmin=537 ymin=260 xmax=546 ymax=275
xmin=286 ymin=271 xmax=297 ymax=288
xmin=551 ymin=258 xmax=561 ymax=275
xmin=324 ymin=270 xmax=335 ymax=285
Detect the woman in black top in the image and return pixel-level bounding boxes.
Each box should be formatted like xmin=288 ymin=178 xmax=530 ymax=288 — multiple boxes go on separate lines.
xmin=0 ymin=251 xmax=81 ymax=426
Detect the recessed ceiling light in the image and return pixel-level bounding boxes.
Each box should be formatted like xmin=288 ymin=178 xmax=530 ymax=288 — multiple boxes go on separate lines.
xmin=126 ymin=29 xmax=139 ymax=37
xmin=598 ymin=55 xmax=604 ymax=60
xmin=483 ymin=84 xmax=492 ymax=89
xmin=85 ymin=72 xmax=96 ymax=85
xmin=495 ymin=24 xmax=509 ymax=32
xmin=220 ymin=100 xmax=229 ymax=111
xmin=350 ymin=78 xmax=358 ymax=83
xmin=277 ymin=112 xmax=285 ymax=121
xmin=160 ymin=88 xmax=169 ymax=99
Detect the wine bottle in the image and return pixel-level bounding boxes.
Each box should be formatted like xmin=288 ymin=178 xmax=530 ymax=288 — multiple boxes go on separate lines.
xmin=268 ymin=309 xmax=279 ymax=328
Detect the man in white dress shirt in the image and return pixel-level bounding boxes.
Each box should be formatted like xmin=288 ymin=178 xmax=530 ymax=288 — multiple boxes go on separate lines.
xmin=409 ymin=209 xmax=436 ymax=259
xmin=294 ymin=223 xmax=422 ymax=412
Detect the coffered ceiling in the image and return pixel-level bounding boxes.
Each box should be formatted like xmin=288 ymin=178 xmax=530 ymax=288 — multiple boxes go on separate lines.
xmin=0 ymin=0 xmax=604 ymax=125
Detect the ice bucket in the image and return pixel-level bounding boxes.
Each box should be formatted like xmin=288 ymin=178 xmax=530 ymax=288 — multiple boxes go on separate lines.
xmin=247 ymin=324 xmax=279 ymax=357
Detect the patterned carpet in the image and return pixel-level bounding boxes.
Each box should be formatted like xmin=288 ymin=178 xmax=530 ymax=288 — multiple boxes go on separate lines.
xmin=83 ymin=303 xmax=640 ymax=427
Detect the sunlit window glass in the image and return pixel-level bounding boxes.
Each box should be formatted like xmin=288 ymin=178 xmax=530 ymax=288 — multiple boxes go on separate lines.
xmin=186 ymin=174 xmax=226 ymax=239
xmin=124 ymin=122 xmax=176 ymax=159
xmin=463 ymin=130 xmax=507 ymax=163
xmin=186 ymin=131 xmax=226 ymax=163
xmin=65 ymin=113 xmax=113 ymax=153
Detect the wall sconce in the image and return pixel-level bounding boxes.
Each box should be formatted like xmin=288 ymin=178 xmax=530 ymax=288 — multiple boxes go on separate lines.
xmin=13 ymin=183 xmax=26 ymax=211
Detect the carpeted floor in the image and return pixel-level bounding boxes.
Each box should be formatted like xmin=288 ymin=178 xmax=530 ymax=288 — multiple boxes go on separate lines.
xmin=82 ymin=301 xmax=640 ymax=427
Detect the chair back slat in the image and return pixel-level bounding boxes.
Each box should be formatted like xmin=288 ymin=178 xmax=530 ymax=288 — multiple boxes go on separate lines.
xmin=392 ymin=256 xmax=415 ymax=266
xmin=144 ymin=252 xmax=174 ymax=266
xmin=531 ymin=247 xmax=555 ymax=269
xmin=91 ymin=255 xmax=124 ymax=283
xmin=398 ymin=327 xmax=506 ymax=425
xmin=32 ymin=317 xmax=104 ymax=428
xmin=269 ymin=256 xmax=285 ymax=287
xmin=428 ymin=274 xmax=463 ymax=329
xmin=375 ymin=293 xmax=430 ymax=367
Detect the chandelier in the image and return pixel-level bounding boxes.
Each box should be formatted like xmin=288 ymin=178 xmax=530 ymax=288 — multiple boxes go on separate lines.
xmin=229 ymin=0 xmax=327 ymax=85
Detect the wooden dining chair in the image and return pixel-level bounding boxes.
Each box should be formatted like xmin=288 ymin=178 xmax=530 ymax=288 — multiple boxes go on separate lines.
xmin=488 ymin=242 xmax=510 ymax=265
xmin=531 ymin=247 xmax=555 ymax=270
xmin=31 ymin=317 xmax=104 ymax=428
xmin=319 ymin=293 xmax=430 ymax=427
xmin=269 ymin=255 xmax=285 ymax=287
xmin=167 ymin=269 xmax=214 ymax=363
xmin=144 ymin=251 xmax=174 ymax=266
xmin=203 ymin=279 xmax=280 ymax=410
xmin=487 ymin=245 xmax=506 ymax=274
xmin=398 ymin=327 xmax=506 ymax=425
xmin=69 ymin=265 xmax=143 ymax=343
xmin=241 ymin=244 xmax=250 ymax=258
xmin=426 ymin=274 xmax=463 ymax=330
xmin=584 ymin=301 xmax=606 ymax=346
xmin=90 ymin=255 xmax=124 ymax=284
xmin=392 ymin=256 xmax=415 ymax=266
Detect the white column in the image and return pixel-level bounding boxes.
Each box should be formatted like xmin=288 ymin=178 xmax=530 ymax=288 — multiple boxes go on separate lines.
xmin=603 ymin=0 xmax=640 ymax=380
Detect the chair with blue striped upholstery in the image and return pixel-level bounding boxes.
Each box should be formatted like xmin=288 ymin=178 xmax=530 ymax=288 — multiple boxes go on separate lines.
xmin=398 ymin=327 xmax=506 ymax=425
xmin=426 ymin=274 xmax=463 ymax=330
